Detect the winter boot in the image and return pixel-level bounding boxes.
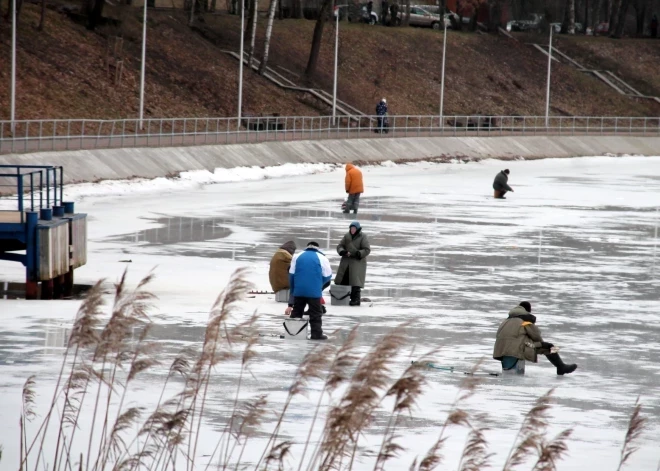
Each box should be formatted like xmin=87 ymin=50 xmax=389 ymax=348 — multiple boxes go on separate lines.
xmin=545 ymin=353 xmax=577 ymax=376
xmin=349 ymin=287 xmax=361 ymax=306
xmin=310 ymin=333 xmax=328 ymax=340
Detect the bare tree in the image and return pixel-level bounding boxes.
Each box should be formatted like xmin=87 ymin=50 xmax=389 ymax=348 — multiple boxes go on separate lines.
xmin=612 ymin=0 xmax=630 ymax=35
xmin=247 ymin=0 xmax=259 ymax=67
xmin=562 ymin=0 xmax=576 ymax=33
xmin=608 ymin=0 xmax=621 ymax=32
xmin=304 ymin=0 xmax=332 ymax=78
xmin=5 ymin=0 xmax=23 ymax=23
xmin=259 ymin=0 xmax=278 ymax=75
xmin=292 ymin=0 xmax=302 ymax=18
xmin=37 ymin=0 xmax=46 ymax=31
xmin=87 ymin=0 xmax=106 ymax=30
xmin=403 ymin=0 xmax=410 ymax=25
xmin=632 ymin=0 xmax=647 ymax=34
xmin=593 ymin=0 xmax=604 ymax=28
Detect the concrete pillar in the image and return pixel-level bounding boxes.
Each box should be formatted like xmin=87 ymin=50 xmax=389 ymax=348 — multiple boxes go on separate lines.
xmin=64 ymin=268 xmax=74 ymax=298
xmin=25 ymin=280 xmax=39 ymax=300
xmin=42 ymin=279 xmax=54 ymax=300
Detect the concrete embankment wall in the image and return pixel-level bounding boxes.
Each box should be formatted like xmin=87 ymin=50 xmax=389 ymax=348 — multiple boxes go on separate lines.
xmin=1 ymin=136 xmax=659 ymax=189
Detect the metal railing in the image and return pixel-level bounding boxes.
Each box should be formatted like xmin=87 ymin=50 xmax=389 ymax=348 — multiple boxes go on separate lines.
xmin=1 ymin=115 xmax=659 ymax=154
xmin=0 ymin=165 xmax=64 ymax=221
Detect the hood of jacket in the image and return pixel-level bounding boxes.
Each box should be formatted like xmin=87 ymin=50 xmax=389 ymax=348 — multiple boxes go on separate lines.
xmin=280 ymin=240 xmax=296 ymax=255
xmin=346 ymin=163 xmax=355 ymax=172
xmin=349 ymin=221 xmax=362 ymax=238
xmin=508 ymin=305 xmax=537 ymax=324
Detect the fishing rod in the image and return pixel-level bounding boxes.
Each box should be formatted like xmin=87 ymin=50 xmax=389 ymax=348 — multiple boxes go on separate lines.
xmin=411 ymin=361 xmax=501 ymax=377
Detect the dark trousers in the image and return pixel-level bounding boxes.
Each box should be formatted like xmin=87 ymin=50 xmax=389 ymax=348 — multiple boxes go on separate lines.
xmin=291 ymin=297 xmax=323 ymax=337
xmin=494 ymin=189 xmax=508 ymax=198
xmin=344 ymin=193 xmax=360 ymax=213
xmin=339 ymin=270 xmax=361 ymax=301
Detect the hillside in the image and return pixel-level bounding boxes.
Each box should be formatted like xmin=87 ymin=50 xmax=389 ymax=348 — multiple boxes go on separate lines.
xmin=0 ymin=4 xmax=659 ymax=121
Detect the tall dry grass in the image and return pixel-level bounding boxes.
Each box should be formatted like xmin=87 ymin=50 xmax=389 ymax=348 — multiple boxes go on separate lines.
xmin=15 ymin=268 xmax=653 ymax=471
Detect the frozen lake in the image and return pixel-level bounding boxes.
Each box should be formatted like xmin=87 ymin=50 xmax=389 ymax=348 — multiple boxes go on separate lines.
xmin=1 ymin=156 xmax=660 ymax=470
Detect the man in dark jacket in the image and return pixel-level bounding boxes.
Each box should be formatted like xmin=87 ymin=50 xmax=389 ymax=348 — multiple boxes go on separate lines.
xmin=336 ymin=221 xmax=371 ymax=306
xmin=381 ymin=0 xmax=389 ymax=24
xmin=493 ymin=302 xmax=577 ymax=375
xmin=493 ymin=169 xmax=513 ymax=198
xmin=288 ymin=241 xmax=333 ymax=340
xmin=375 ymin=98 xmax=388 ymax=134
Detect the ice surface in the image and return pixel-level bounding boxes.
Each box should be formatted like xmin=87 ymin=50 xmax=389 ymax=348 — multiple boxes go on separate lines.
xmin=1 ymin=156 xmax=660 ymax=470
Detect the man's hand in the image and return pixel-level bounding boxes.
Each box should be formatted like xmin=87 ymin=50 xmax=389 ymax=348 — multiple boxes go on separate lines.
xmin=285 ymin=306 xmax=293 ymax=316
xmin=339 ymin=250 xmax=348 ymax=257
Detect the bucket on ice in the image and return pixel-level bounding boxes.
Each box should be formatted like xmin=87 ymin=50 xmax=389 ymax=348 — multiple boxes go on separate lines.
xmin=330 ymin=284 xmax=352 ymax=306
xmin=275 ymin=289 xmax=290 ymax=303
xmin=283 ymin=318 xmax=309 ymax=340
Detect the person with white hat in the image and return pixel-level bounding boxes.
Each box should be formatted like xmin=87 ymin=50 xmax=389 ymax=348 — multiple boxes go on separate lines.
xmin=376 ymin=98 xmax=388 ymax=134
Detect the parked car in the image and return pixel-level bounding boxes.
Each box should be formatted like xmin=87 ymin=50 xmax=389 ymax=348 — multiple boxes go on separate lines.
xmin=550 ymin=22 xmax=584 ymax=33
xmin=506 ymin=13 xmax=543 ymax=32
xmin=397 ymin=6 xmax=443 ymax=29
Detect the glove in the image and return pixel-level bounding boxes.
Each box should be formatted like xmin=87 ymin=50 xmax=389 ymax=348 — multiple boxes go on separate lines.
xmin=541 ymin=342 xmax=554 ymax=350
xmin=354 ymin=251 xmax=362 ymax=260
xmin=339 ymin=250 xmax=348 ymax=257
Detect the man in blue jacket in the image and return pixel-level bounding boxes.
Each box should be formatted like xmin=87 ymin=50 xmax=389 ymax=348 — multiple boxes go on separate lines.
xmin=288 ymin=241 xmax=333 ymax=340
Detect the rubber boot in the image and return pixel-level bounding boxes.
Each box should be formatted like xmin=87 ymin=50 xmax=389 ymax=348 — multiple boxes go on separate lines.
xmin=349 ymin=287 xmax=361 ymax=306
xmin=545 ymin=353 xmax=577 ymax=376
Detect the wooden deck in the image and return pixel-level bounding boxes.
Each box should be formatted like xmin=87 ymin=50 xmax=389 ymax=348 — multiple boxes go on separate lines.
xmin=0 ymin=211 xmax=24 ymax=223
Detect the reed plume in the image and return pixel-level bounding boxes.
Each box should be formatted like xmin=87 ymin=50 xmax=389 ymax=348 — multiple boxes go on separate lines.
xmin=616 ymin=397 xmax=646 ymax=471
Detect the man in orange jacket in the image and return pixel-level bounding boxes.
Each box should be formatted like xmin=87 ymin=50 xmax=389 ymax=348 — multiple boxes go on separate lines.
xmin=344 ymin=163 xmax=364 ymax=214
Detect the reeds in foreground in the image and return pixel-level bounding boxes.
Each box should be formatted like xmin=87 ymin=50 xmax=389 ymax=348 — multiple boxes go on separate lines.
xmin=16 ymin=268 xmax=653 ymax=471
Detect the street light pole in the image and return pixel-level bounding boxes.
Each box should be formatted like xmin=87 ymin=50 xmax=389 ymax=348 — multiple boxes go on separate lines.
xmin=139 ymin=0 xmax=148 ymax=130
xmin=332 ymin=5 xmax=347 ymax=126
xmin=439 ymin=20 xmax=447 ymax=125
xmin=545 ymin=26 xmax=553 ymax=128
xmin=10 ymin=0 xmax=17 ymax=133
xmin=238 ymin=0 xmax=245 ymax=123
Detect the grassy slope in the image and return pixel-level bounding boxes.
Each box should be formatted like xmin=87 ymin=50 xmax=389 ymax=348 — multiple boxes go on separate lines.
xmin=0 ymin=5 xmax=658 ymax=120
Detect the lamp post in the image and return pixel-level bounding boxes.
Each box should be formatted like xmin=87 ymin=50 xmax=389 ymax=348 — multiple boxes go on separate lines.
xmin=138 ymin=0 xmax=148 ymax=130
xmin=10 ymin=0 xmax=17 ymax=133
xmin=332 ymin=4 xmax=348 ymax=126
xmin=238 ymin=0 xmax=245 ymax=123
xmin=439 ymin=19 xmax=447 ymax=126
xmin=545 ymin=26 xmax=553 ymax=128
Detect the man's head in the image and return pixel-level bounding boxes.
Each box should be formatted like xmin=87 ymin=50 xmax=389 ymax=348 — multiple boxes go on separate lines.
xmin=519 ymin=301 xmax=532 ymax=313
xmin=307 ymin=241 xmax=320 ymax=248
xmin=349 ymin=221 xmax=361 ymax=235
xmin=381 ymin=98 xmax=387 ymax=104
xmin=504 ymin=169 xmax=510 ymax=175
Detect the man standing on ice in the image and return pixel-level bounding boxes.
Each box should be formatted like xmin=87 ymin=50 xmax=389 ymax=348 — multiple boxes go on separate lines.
xmin=493 ymin=302 xmax=578 ymax=375
xmin=493 ymin=168 xmax=514 ymax=198
xmin=344 ymin=163 xmax=364 ymax=214
xmin=288 ymin=241 xmax=333 ymax=340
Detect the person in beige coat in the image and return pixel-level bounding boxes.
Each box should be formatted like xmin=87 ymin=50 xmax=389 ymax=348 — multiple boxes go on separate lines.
xmin=269 ymin=241 xmax=296 ymax=292
xmin=493 ymin=302 xmax=577 ymax=375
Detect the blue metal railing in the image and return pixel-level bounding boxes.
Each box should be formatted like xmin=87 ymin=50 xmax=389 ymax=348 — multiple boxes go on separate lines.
xmin=0 ymin=165 xmax=64 ymax=224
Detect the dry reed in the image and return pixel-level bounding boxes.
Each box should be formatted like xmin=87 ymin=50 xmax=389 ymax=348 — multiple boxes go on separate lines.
xmin=16 ymin=269 xmax=655 ymax=471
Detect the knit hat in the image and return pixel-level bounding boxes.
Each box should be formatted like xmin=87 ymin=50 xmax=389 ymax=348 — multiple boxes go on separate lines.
xmin=280 ymin=240 xmax=297 ymax=255
xmin=307 ymin=241 xmax=320 ymax=248
xmin=504 ymin=169 xmax=510 ymax=174
xmin=519 ymin=301 xmax=532 ymax=312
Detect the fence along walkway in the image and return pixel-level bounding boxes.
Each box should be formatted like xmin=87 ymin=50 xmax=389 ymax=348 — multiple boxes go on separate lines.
xmin=1 ymin=115 xmax=659 ymax=155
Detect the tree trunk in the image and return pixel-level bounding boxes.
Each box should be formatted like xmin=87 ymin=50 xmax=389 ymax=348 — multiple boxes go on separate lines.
xmin=403 ymin=0 xmax=410 ymax=25
xmin=593 ymin=0 xmax=603 ymax=27
xmin=583 ymin=0 xmax=589 ymax=32
xmin=210 ymin=0 xmax=216 ymax=12
xmin=292 ymin=0 xmax=302 ymax=18
xmin=613 ymin=0 xmax=630 ymax=35
xmin=87 ymin=0 xmax=105 ymax=30
xmin=304 ymin=0 xmax=332 ymax=78
xmin=608 ymin=0 xmax=620 ymax=32
xmin=632 ymin=0 xmax=645 ymax=35
xmin=562 ymin=0 xmax=576 ymax=33
xmin=259 ymin=0 xmax=277 ymax=74
xmin=37 ymin=0 xmax=46 ymax=30
xmin=247 ymin=0 xmax=258 ymax=67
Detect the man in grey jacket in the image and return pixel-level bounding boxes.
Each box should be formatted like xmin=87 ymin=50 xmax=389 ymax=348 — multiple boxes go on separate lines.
xmin=493 ymin=302 xmax=577 ymax=375
xmin=493 ymin=169 xmax=514 ymax=199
